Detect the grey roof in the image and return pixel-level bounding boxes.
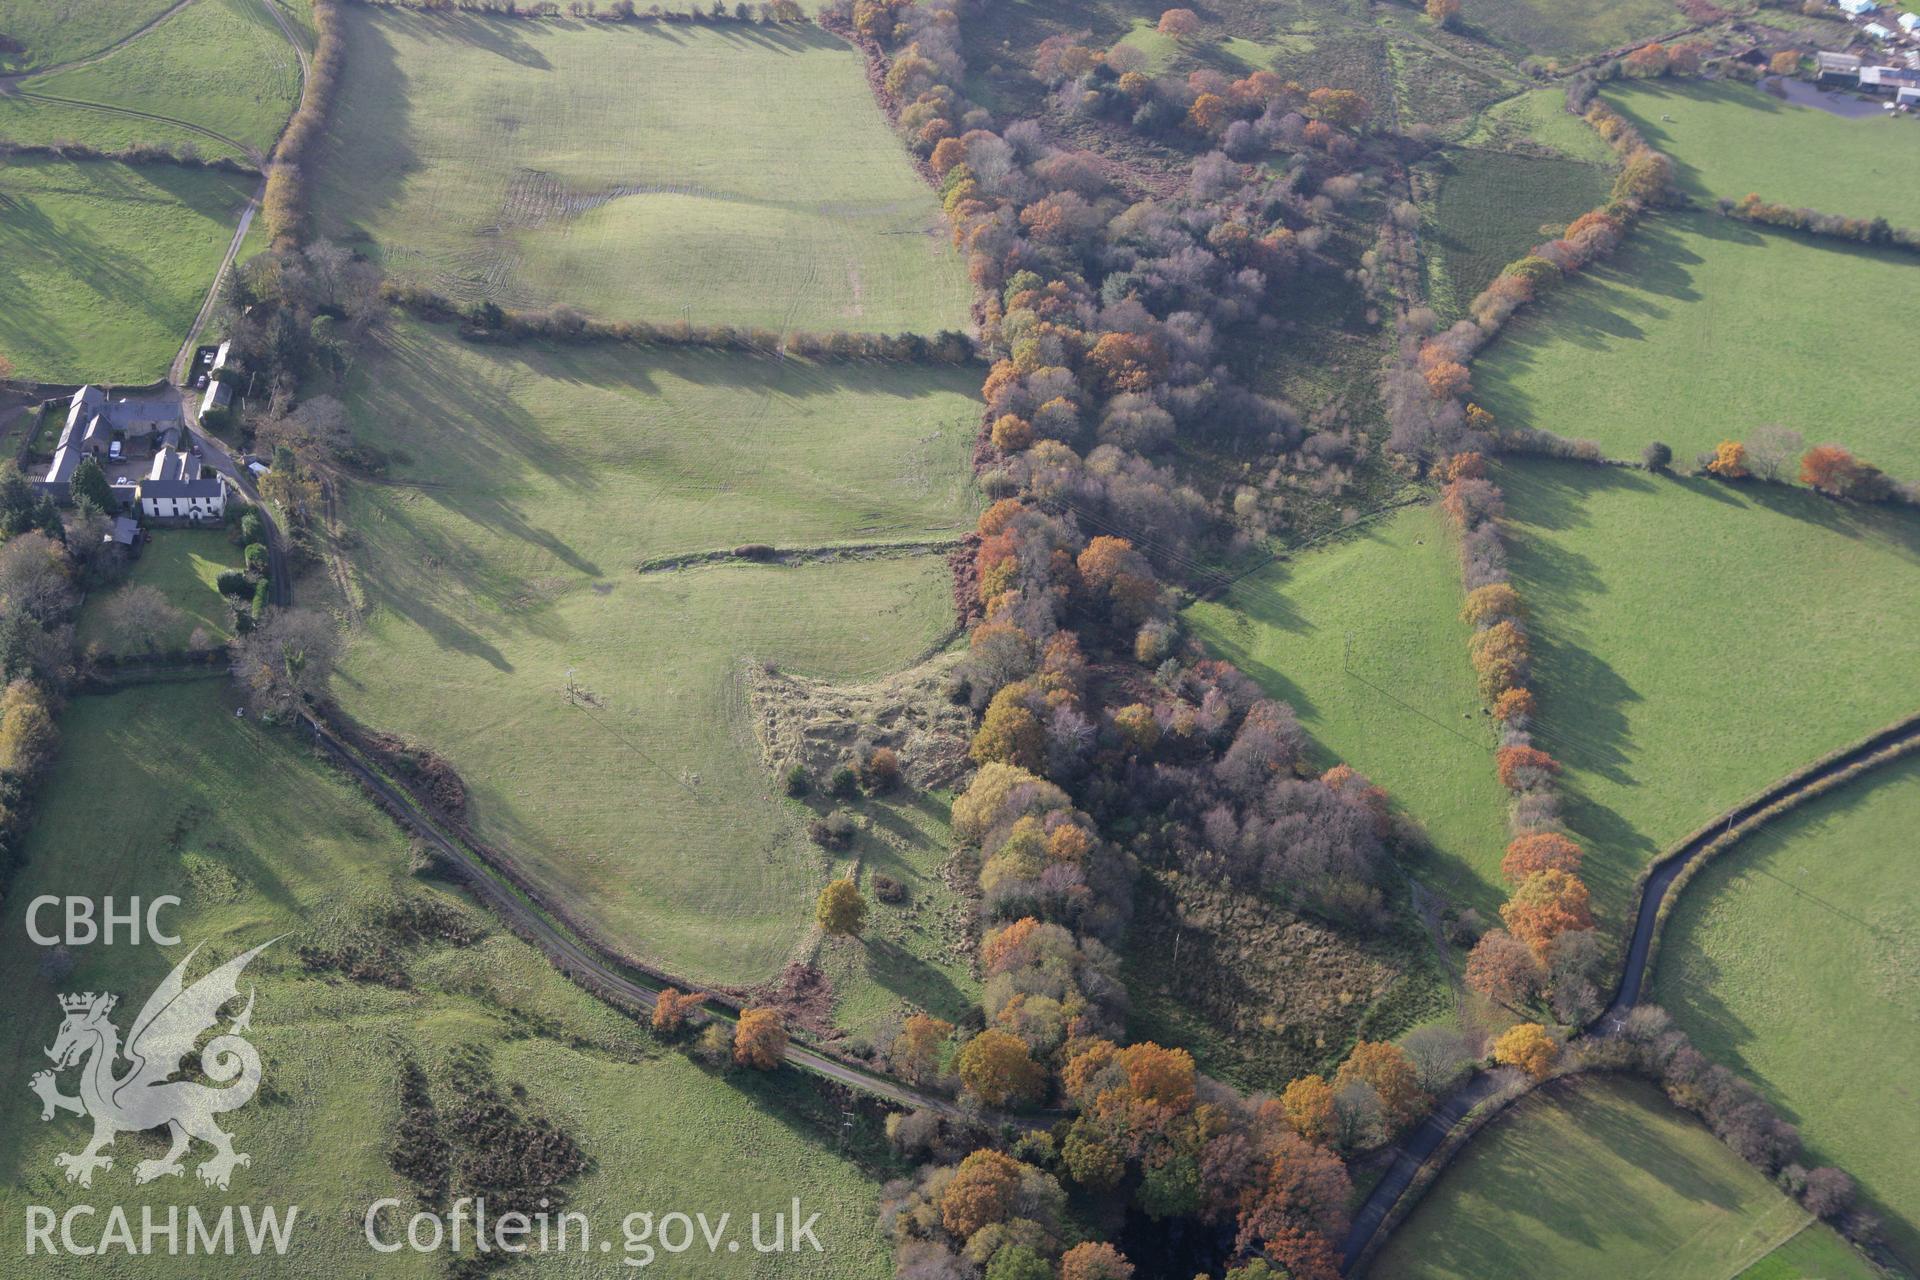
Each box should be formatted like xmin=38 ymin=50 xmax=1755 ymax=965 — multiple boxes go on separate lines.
xmin=106 ymin=516 xmax=140 ymax=546
xmin=140 ymin=448 xmax=226 ymax=501
xmin=199 ymin=380 xmax=233 ymax=415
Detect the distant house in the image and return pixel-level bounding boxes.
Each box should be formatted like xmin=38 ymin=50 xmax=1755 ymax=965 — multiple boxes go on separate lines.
xmin=104 ymin=516 xmax=140 ymax=548
xmin=1865 ymin=21 xmax=1894 ymax=38
xmin=1838 ymin=0 xmax=1878 ymax=16
xmin=1817 ymin=50 xmax=1865 ymax=80
xmin=139 ymin=448 xmax=227 ymax=521
xmin=1900 ymin=10 xmax=1920 ymax=29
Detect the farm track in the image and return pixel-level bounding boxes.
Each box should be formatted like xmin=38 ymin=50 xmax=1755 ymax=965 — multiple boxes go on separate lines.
xmin=1340 ymin=711 xmax=1920 ymax=1272
xmin=0 ymin=0 xmax=200 ymax=88
xmin=298 ymin=707 xmax=996 ymax=1121
xmin=8 ymin=90 xmax=258 ymax=160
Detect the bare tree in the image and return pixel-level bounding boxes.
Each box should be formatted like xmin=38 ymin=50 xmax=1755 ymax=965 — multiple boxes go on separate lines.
xmin=1402 ymin=1026 xmax=1471 ymax=1093
xmin=231 ymin=608 xmax=339 ymax=715
xmin=98 ymin=585 xmax=185 ymax=655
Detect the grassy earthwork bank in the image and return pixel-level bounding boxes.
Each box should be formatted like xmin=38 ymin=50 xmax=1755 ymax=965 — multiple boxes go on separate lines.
xmin=1602 ymin=78 xmax=1920 ymax=223
xmin=0 ymin=156 xmax=257 ymax=383
xmin=0 ymin=0 xmax=179 ymax=72
xmin=1654 ymin=755 xmax=1920 ymax=1263
xmin=1475 ymin=209 xmax=1920 ymax=476
xmin=76 ymin=528 xmax=241 ymax=655
xmin=0 ymin=681 xmax=898 ymax=1278
xmin=311 ymin=7 xmax=971 ymax=336
xmin=1453 ymin=0 xmax=1682 ymax=61
xmin=1186 ymin=503 xmax=1513 ymax=918
xmin=1497 ymin=458 xmax=1920 ymax=927
xmin=1367 ymin=1076 xmax=1875 ymax=1280
xmin=1461 ymin=88 xmax=1616 ymax=163
xmin=331 ymin=320 xmax=977 ymax=989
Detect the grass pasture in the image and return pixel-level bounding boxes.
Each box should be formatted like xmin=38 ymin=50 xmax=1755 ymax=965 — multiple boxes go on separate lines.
xmin=1424 ymin=147 xmax=1612 ymax=319
xmin=0 ymin=0 xmax=303 ymax=159
xmin=0 ymin=681 xmax=898 ymax=1278
xmin=1655 ymin=756 xmax=1920 ymax=1263
xmin=1603 ymin=78 xmax=1920 ymax=223
xmin=313 ymin=9 xmax=970 ymax=336
xmin=0 ymin=156 xmax=257 ymax=383
xmin=1457 ymin=0 xmax=1682 ymax=61
xmin=1497 ymin=458 xmax=1920 ymax=927
xmin=1186 ymin=504 xmax=1514 ymax=918
xmin=1370 ymin=1077 xmax=1872 ymax=1280
xmin=1476 ymin=210 xmax=1920 ymax=476
xmin=332 ymin=320 xmax=976 ymax=988
xmin=0 ymin=0 xmax=178 ymax=71
xmin=77 ymin=528 xmax=239 ymax=654
xmin=1462 ymin=88 xmax=1615 ymax=163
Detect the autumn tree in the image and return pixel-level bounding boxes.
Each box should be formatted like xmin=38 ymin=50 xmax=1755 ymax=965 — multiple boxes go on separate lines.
xmin=957 ymin=1028 xmax=1045 ymax=1106
xmin=1236 ymin=1131 xmax=1352 ymax=1255
xmin=1281 ymin=1074 xmax=1337 ymax=1145
xmin=892 ymin=1013 xmax=953 ymax=1083
xmin=1800 ymin=445 xmax=1861 ymax=496
xmin=1425 ymin=0 xmax=1461 ymax=26
xmin=0 ymin=679 xmax=58 ymax=776
xmin=1493 ymin=1022 xmax=1559 ymax=1078
xmin=940 ymin=1149 xmax=1025 ymax=1239
xmin=1307 ymin=87 xmax=1370 ymax=128
xmin=1495 ymin=744 xmax=1559 ymax=791
xmin=1493 ymin=687 xmax=1536 ymax=724
xmin=971 ymin=689 xmax=1045 ymax=770
xmin=815 ymin=878 xmax=868 ymax=937
xmin=732 ymin=1007 xmax=787 ymax=1070
xmin=1460 ymin=582 xmax=1523 ymax=627
xmin=1464 ymin=928 xmax=1544 ymax=1006
xmin=1332 ymin=1041 xmax=1426 ymax=1131
xmin=1059 ymin=1241 xmax=1135 ymax=1280
xmin=1423 ymin=360 xmax=1471 ymax=401
xmin=1156 ymin=7 xmax=1200 ymax=36
xmin=651 ymin=987 xmax=705 ymax=1034
xmin=991 ymin=414 xmax=1035 ymax=452
xmin=1501 ymin=831 xmax=1582 ymax=882
xmin=1188 ymin=92 xmax=1229 ymax=134
xmin=1706 ymin=439 xmax=1749 ymax=479
xmin=1769 ymin=49 xmax=1801 ymax=75
xmin=1501 ymin=869 xmax=1594 ymax=959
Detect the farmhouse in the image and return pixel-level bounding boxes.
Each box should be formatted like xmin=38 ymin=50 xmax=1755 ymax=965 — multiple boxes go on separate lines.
xmin=38 ymin=386 xmax=181 ymax=501
xmin=139 ymin=447 xmax=227 ymax=521
xmin=1837 ymin=0 xmax=1879 ymax=16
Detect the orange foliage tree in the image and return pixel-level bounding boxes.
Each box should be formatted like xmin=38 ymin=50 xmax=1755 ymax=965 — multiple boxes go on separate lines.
xmin=1156 ymin=7 xmax=1200 ymax=36
xmin=1492 ymin=687 xmax=1536 ymax=724
xmin=1706 ymin=439 xmax=1749 ymax=479
xmin=939 ymin=1148 xmax=1024 ymax=1238
xmin=1464 ymin=929 xmax=1545 ymax=1005
xmin=1332 ymin=1041 xmax=1427 ymax=1130
xmin=651 ymin=987 xmax=705 ymax=1034
xmin=1501 ymin=831 xmax=1582 ymax=882
xmin=1460 ymin=582 xmax=1523 ymax=626
xmin=971 ymin=689 xmax=1045 ymax=770
xmin=893 ymin=1013 xmax=954 ymax=1083
xmin=1426 ymin=0 xmax=1461 ymax=23
xmin=1500 ymin=869 xmax=1594 ymax=958
xmin=1060 ymin=1241 xmax=1136 ymax=1280
xmin=1281 ymin=1074 xmax=1337 ymax=1145
xmin=733 ymin=1007 xmax=787 ymax=1070
xmin=1495 ymin=744 xmax=1559 ymax=791
xmin=957 ymin=1028 xmax=1045 ymax=1106
xmin=1493 ymin=1022 xmax=1560 ymax=1078
xmin=1423 ymin=360 xmax=1471 ymax=401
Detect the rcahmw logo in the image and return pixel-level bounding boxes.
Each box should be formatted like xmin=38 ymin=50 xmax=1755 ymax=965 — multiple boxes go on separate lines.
xmin=29 ymin=939 xmax=276 ymax=1190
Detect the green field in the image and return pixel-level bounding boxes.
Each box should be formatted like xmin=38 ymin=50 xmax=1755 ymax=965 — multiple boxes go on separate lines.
xmin=1604 ymin=79 xmax=1920 ymax=223
xmin=311 ymin=9 xmax=971 ymax=336
xmin=331 ymin=321 xmax=975 ymax=988
xmin=77 ymin=528 xmax=239 ymax=654
xmin=0 ymin=0 xmax=302 ymax=159
xmin=1424 ymin=148 xmax=1612 ymax=319
xmin=0 ymin=157 xmax=255 ymax=382
xmin=1499 ymin=459 xmax=1920 ymax=926
xmin=1186 ymin=504 xmax=1513 ymax=918
xmin=1655 ymin=756 xmax=1920 ymax=1263
xmin=0 ymin=0 xmax=178 ymax=71
xmin=1461 ymin=0 xmax=1682 ymax=60
xmin=0 ymin=682 xmax=897 ymax=1278
xmin=1477 ymin=210 xmax=1920 ymax=477
xmin=1370 ymin=1077 xmax=1874 ymax=1280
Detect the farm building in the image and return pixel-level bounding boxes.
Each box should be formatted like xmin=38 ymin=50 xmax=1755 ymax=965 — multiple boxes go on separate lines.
xmin=198 ymin=379 xmax=233 ymax=422
xmin=1818 ymin=50 xmax=1866 ymax=79
xmin=38 ymin=386 xmax=181 ymax=501
xmin=1901 ymin=11 xmax=1920 ymax=29
xmin=1865 ymin=22 xmax=1895 ymax=39
xmin=1838 ymin=0 xmax=1879 ymax=16
xmin=1860 ymin=63 xmax=1920 ymax=89
xmin=139 ymin=448 xmax=227 ymax=522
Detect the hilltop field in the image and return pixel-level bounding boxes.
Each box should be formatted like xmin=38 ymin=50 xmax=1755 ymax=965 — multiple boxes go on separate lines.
xmin=1656 ymin=756 xmax=1920 ymax=1261
xmin=329 ymin=319 xmax=980 ymax=991
xmin=0 ymin=681 xmax=899 ymax=1279
xmin=311 ymin=8 xmax=971 ymax=336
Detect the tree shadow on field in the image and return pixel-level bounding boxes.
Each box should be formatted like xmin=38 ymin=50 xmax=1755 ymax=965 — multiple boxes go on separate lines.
xmin=858 ymin=937 xmax=972 ymax=1024
xmin=378 ymin=9 xmax=552 ymax=69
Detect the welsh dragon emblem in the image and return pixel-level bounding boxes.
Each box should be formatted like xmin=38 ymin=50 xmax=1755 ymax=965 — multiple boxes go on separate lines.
xmin=29 ymin=939 xmax=276 ymax=1190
